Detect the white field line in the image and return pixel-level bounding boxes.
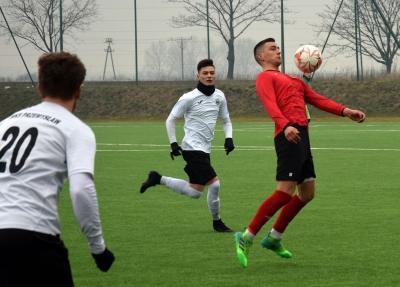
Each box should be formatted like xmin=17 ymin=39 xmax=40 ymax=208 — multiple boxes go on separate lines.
xmin=312 ymin=130 xmax=400 ymax=132
xmin=220 ymin=129 xmax=400 ymax=132
xmin=90 ymin=126 xmax=400 ymax=132
xmin=96 ymin=143 xmax=400 ymax=152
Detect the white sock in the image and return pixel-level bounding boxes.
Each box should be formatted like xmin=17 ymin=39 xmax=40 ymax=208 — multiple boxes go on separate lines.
xmin=207 ymin=180 xmax=221 ymax=220
xmin=245 ymin=229 xmax=255 ymax=242
xmin=161 ymin=176 xmax=202 ymax=199
xmin=270 ymin=228 xmax=282 ymax=240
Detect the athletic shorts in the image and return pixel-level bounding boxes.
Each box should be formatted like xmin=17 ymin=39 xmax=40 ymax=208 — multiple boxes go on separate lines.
xmin=0 ymin=228 xmax=74 ymax=287
xmin=274 ymin=124 xmax=316 ymax=184
xmin=182 ymin=150 xmax=217 ymax=185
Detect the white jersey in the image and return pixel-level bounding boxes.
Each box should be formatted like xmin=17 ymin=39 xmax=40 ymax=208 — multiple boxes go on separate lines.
xmin=0 ymin=102 xmax=95 ymax=236
xmin=169 ymin=88 xmax=232 ymax=153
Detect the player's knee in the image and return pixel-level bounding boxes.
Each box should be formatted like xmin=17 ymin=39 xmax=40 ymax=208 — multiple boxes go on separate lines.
xmin=187 ymin=188 xmax=202 ymax=199
xmin=299 ymin=191 xmax=314 ymax=203
xmin=207 ymin=180 xmax=220 ymax=195
xmin=305 ymin=193 xmax=314 ymax=203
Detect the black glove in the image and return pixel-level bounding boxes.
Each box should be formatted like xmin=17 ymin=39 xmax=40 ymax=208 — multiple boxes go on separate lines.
xmin=92 ymin=248 xmax=115 ymax=272
xmin=170 ymin=142 xmax=182 ymax=160
xmin=224 ymin=138 xmax=235 ymax=155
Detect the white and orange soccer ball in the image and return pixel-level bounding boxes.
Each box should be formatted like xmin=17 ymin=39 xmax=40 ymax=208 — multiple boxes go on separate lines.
xmin=294 ymin=45 xmax=323 ymax=73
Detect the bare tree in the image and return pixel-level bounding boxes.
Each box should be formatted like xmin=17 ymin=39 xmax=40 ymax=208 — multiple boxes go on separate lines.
xmin=182 ymin=37 xmax=205 ymax=80
xmin=313 ymin=0 xmax=400 ymax=73
xmin=168 ymin=0 xmax=282 ymax=79
xmin=143 ymin=37 xmax=231 ymax=81
xmin=143 ymin=41 xmax=174 ymax=80
xmin=0 ymin=0 xmax=98 ymax=53
xmin=209 ymin=41 xmax=228 ymax=79
xmin=234 ymin=37 xmax=258 ymax=79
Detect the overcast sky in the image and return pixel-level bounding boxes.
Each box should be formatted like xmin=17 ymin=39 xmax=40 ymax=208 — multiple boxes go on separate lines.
xmin=0 ymin=0 xmax=387 ymax=81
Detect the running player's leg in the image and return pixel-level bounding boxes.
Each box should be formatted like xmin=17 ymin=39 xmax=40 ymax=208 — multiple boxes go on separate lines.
xmin=140 ymin=151 xmax=203 ymax=198
xmin=206 ymin=177 xmax=232 ymax=232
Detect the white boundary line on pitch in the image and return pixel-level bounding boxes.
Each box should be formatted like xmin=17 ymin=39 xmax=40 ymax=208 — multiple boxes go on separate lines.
xmin=312 ymin=130 xmax=400 ymax=132
xmin=97 ymin=143 xmax=400 ymax=151
xmin=96 ymin=147 xmax=400 ymax=152
xmin=97 ymin=143 xmax=276 ymax=148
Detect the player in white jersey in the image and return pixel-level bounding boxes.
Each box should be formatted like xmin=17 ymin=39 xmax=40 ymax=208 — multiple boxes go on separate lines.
xmin=0 ymin=52 xmax=114 ymax=287
xmin=140 ymin=59 xmax=235 ymax=232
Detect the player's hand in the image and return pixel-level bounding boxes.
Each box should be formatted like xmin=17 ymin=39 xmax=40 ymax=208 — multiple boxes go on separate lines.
xmin=92 ymin=248 xmax=115 ymax=272
xmin=170 ymin=142 xmax=182 ymax=160
xmin=284 ymin=126 xmax=301 ymax=144
xmin=343 ymin=108 xmax=366 ymax=123
xmin=224 ymin=138 xmax=235 ymax=155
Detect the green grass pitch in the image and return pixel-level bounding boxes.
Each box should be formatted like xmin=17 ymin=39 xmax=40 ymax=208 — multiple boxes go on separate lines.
xmin=58 ymin=121 xmax=400 ymax=287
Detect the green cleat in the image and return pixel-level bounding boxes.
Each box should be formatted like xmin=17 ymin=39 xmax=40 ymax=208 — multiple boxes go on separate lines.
xmin=234 ymin=232 xmax=252 ymax=268
xmin=260 ymin=232 xmax=292 ymax=259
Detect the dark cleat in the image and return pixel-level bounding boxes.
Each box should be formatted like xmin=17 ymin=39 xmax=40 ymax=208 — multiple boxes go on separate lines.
xmin=140 ymin=171 xmax=162 ymax=193
xmin=213 ymin=219 xmax=233 ymax=232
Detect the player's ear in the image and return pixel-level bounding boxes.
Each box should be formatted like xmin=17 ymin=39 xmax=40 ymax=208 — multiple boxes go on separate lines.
xmin=74 ymin=85 xmax=82 ymax=100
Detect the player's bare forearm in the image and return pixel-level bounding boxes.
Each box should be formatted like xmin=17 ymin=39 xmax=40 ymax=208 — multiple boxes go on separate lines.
xmin=342 ymin=108 xmax=366 ymax=123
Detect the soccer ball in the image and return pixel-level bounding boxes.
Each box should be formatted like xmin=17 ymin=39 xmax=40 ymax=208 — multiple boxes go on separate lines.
xmin=294 ymin=45 xmax=323 ymax=73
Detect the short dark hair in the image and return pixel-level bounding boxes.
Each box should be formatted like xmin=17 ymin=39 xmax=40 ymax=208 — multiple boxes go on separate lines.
xmin=253 ymin=38 xmax=275 ymax=63
xmin=38 ymin=52 xmax=86 ymax=101
xmin=197 ymin=59 xmax=214 ymax=73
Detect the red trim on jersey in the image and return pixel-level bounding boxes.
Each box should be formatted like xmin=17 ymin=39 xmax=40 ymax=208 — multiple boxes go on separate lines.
xmin=256 ymin=70 xmax=346 ymax=137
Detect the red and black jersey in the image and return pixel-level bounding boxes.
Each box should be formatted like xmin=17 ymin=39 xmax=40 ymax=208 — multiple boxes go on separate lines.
xmin=256 ymin=70 xmax=346 ymax=137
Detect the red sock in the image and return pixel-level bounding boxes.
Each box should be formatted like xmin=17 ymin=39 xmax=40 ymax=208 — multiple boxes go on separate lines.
xmin=273 ymin=194 xmax=306 ymax=233
xmin=247 ymin=190 xmax=292 ymax=235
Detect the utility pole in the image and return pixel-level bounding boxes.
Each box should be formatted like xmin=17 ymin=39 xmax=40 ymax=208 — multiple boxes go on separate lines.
xmin=60 ymin=0 xmax=63 ymax=51
xmin=134 ymin=0 xmax=138 ymax=85
xmin=280 ymin=0 xmax=285 ymax=73
xmin=103 ymin=38 xmax=116 ymax=80
xmin=206 ymin=0 xmax=210 ymax=59
xmin=169 ymin=37 xmax=192 ymax=80
xmin=50 ymin=0 xmax=54 ymax=52
xmin=356 ymin=0 xmax=363 ymax=80
xmin=354 ymin=0 xmax=360 ymax=81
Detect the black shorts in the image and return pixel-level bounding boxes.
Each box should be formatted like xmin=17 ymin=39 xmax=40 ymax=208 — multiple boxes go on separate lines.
xmin=182 ymin=150 xmax=217 ymax=185
xmin=0 ymin=229 xmax=74 ymax=287
xmin=274 ymin=124 xmax=316 ymax=184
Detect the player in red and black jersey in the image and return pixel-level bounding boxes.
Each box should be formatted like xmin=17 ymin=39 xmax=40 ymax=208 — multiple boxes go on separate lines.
xmin=233 ymin=38 xmax=366 ymax=268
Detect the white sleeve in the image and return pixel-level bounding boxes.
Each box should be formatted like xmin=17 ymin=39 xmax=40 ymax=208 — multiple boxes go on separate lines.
xmin=222 ymin=117 xmax=233 ymax=138
xmin=69 ymin=172 xmax=105 ymax=255
xmin=166 ymin=113 xmax=180 ymax=144
xmin=218 ymin=96 xmax=233 ymax=138
xmin=170 ymin=95 xmax=190 ymax=119
xmin=67 ymin=126 xmax=96 ymax=177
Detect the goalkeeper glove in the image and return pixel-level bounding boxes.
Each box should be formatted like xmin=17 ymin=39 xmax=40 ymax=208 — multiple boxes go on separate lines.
xmin=224 ymin=138 xmax=235 ymax=155
xmin=92 ymin=248 xmax=115 ymax=272
xmin=170 ymin=142 xmax=182 ymax=160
